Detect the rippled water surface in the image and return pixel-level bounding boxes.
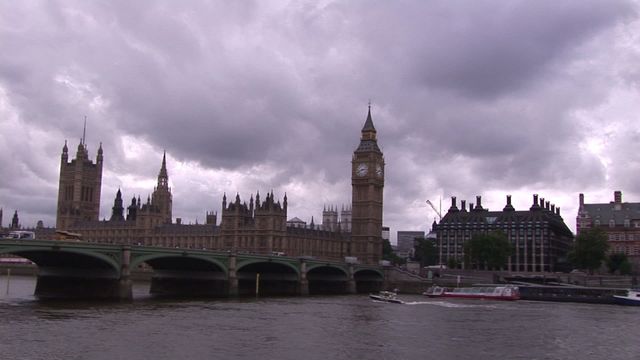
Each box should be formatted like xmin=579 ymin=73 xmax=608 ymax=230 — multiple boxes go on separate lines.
xmin=0 ymin=276 xmax=638 ymax=360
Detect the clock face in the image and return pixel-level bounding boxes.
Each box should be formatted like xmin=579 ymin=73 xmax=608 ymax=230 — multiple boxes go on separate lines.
xmin=376 ymin=164 xmax=383 ymax=177
xmin=356 ymin=163 xmax=368 ymax=176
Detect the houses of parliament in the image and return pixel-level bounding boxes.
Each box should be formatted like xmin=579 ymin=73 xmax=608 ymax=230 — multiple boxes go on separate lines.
xmin=52 ymin=108 xmax=385 ymax=265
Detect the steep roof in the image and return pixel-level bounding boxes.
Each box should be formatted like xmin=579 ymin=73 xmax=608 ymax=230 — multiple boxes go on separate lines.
xmin=355 ymin=106 xmax=382 ymax=154
xmin=438 ymin=208 xmax=573 ymax=237
xmin=362 ymin=106 xmax=376 ymax=132
xmin=582 ymin=202 xmax=640 ymax=225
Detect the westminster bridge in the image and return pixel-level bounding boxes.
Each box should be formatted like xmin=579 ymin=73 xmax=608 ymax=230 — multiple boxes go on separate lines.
xmin=0 ymin=239 xmax=385 ymax=300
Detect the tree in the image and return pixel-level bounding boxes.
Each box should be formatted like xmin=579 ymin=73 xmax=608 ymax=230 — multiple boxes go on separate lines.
xmin=413 ymin=238 xmax=437 ymax=268
xmin=607 ymin=252 xmax=632 ymax=275
xmin=382 ymin=238 xmax=406 ymax=265
xmin=446 ymin=257 xmax=460 ymax=270
xmin=464 ymin=231 xmax=512 ymax=270
xmin=568 ymin=228 xmax=609 ymax=274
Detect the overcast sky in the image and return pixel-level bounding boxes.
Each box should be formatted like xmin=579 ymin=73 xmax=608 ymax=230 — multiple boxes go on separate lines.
xmin=1 ymin=0 xmax=639 ymax=243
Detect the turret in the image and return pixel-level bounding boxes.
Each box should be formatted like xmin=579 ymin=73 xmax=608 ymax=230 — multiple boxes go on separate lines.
xmin=97 ymin=142 xmax=103 ymax=164
xmin=361 ymin=104 xmax=377 ymax=140
xmin=127 ymin=196 xmax=138 ymax=221
xmin=149 ymin=151 xmax=172 ymax=224
xmin=10 ymin=210 xmax=19 ymax=229
xmin=110 ymin=189 xmax=125 ymax=221
xmin=76 ymin=140 xmax=87 ymax=161
xmin=158 ymin=151 xmax=168 ymax=188
xmin=61 ymin=140 xmax=68 ymax=163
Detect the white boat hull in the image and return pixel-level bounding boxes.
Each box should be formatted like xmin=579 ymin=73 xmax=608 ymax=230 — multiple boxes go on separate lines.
xmin=613 ymin=290 xmax=640 ymax=306
xmin=369 ymin=292 xmax=403 ymax=304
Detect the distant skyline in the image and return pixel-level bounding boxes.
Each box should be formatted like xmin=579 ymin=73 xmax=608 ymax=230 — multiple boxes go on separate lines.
xmin=1 ymin=1 xmax=640 ymax=243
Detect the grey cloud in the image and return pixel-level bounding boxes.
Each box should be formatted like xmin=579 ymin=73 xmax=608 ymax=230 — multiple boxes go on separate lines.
xmin=0 ymin=0 xmax=638 ymax=236
xmin=351 ymin=1 xmax=635 ymax=99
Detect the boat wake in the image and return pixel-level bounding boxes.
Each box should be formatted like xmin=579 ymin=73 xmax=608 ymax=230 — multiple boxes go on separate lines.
xmin=370 ymin=299 xmax=405 ymax=304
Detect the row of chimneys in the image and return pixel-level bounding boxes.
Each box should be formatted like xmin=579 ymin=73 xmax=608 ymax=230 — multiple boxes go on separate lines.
xmin=530 ymin=194 xmax=561 ymax=215
xmin=448 ymin=195 xmax=486 ymax=213
xmin=447 ymin=194 xmax=561 ymax=216
xmin=579 ymin=191 xmax=622 ymax=207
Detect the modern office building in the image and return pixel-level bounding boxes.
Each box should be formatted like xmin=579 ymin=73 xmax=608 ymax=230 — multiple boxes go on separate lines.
xmin=396 ymin=231 xmax=425 ymax=258
xmin=382 ymin=226 xmax=390 ymax=243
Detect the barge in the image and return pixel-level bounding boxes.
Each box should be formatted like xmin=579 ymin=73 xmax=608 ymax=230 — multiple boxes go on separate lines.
xmin=517 ymin=285 xmax=630 ymax=305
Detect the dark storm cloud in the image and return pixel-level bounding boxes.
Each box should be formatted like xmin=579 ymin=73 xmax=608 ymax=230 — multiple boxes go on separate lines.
xmin=350 ymin=1 xmax=635 ymax=98
xmin=0 ymin=0 xmax=638 ymax=235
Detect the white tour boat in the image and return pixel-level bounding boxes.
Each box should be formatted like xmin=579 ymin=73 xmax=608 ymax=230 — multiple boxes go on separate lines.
xmin=423 ymin=285 xmax=520 ymax=301
xmin=369 ymin=291 xmax=404 ymax=304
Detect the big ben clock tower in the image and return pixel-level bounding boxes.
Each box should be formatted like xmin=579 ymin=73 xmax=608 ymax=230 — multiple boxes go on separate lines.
xmin=351 ymin=105 xmax=384 ymax=265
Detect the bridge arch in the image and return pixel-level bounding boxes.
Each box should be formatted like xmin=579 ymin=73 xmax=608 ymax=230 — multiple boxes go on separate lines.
xmin=236 ymin=259 xmax=300 ymax=296
xmin=131 ymin=253 xmax=229 ymax=297
xmin=236 ymin=258 xmax=300 ymax=275
xmin=0 ymin=243 xmax=126 ymax=299
xmin=353 ymin=268 xmax=384 ymax=293
xmin=354 ymin=268 xmax=384 ymax=278
xmin=0 ymin=246 xmax=121 ymax=275
xmin=306 ymin=264 xmax=350 ymax=295
xmin=130 ymin=253 xmax=228 ymax=275
xmin=306 ymin=263 xmax=348 ymax=275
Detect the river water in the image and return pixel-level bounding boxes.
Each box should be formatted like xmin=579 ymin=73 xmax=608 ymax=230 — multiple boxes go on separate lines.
xmin=0 ymin=276 xmax=637 ymax=360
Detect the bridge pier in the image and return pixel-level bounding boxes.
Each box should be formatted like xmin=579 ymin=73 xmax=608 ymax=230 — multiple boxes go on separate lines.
xmin=228 ymin=254 xmax=238 ymax=297
xmin=382 ymin=266 xmax=390 ymax=291
xmin=346 ymin=264 xmax=357 ymax=294
xmin=117 ymin=246 xmax=133 ymax=300
xmin=298 ymin=260 xmax=309 ymax=296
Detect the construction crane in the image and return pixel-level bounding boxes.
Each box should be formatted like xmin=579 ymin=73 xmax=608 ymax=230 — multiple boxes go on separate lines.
xmin=426 ymin=199 xmax=442 ymax=221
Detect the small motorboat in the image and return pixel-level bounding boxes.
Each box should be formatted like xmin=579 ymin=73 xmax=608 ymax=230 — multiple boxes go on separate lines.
xmin=369 ymin=291 xmax=404 ymax=304
xmin=423 ymin=285 xmax=520 ymax=301
xmin=612 ymin=289 xmax=640 ymax=306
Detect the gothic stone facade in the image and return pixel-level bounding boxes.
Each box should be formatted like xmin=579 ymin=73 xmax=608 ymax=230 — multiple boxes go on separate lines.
xmin=350 ymin=106 xmax=385 ymax=265
xmin=436 ymin=194 xmax=573 ymax=272
xmin=56 ymin=140 xmax=103 ymax=230
xmin=57 ymin=108 xmax=384 ymax=265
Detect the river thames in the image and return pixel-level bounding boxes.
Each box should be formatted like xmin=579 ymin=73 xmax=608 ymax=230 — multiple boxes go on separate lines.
xmin=0 ymin=276 xmax=637 ymax=360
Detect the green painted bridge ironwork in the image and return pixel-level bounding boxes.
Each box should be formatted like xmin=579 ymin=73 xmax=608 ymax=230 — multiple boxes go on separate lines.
xmin=0 ymin=239 xmax=386 ymax=300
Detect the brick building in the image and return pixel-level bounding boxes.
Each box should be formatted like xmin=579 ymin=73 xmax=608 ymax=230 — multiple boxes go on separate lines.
xmin=435 ymin=194 xmax=573 ymax=272
xmin=577 ymin=191 xmax=640 ymax=270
